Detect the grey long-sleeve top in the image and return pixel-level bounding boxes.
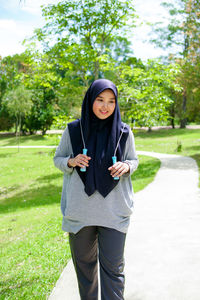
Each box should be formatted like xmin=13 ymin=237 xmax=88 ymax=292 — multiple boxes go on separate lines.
xmin=53 ymin=125 xmax=139 ymax=234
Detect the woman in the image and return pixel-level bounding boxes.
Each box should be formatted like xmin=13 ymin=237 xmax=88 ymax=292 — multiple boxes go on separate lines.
xmin=54 ymin=79 xmax=139 ymax=300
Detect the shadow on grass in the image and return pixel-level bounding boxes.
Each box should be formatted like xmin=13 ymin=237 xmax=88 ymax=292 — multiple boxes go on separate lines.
xmin=184 ymin=145 xmax=200 ymax=152
xmin=0 ymin=276 xmax=40 ymax=296
xmin=0 ymin=182 xmax=62 ymax=214
xmin=35 ymin=173 xmax=63 ymax=182
xmin=0 ymin=135 xmax=50 ymax=147
xmin=0 ymin=185 xmax=20 ymax=196
xmin=0 ymin=151 xmax=19 ymax=158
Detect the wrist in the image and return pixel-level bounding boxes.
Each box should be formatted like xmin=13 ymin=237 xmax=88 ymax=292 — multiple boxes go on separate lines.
xmin=68 ymin=158 xmax=75 ymax=168
xmin=124 ymin=162 xmax=130 ymax=173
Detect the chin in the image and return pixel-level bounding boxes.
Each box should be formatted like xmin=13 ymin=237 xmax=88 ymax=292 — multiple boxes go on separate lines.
xmin=99 ymin=115 xmax=109 ymax=119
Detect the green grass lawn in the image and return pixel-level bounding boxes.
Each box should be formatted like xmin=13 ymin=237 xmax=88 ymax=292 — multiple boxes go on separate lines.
xmin=0 ymin=149 xmax=71 ymax=299
xmin=0 ymin=146 xmax=160 ymax=299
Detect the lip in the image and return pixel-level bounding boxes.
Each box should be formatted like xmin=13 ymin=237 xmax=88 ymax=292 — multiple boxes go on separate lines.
xmin=100 ymin=110 xmax=108 ymax=115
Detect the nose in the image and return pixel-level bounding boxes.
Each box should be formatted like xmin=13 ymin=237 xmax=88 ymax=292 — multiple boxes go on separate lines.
xmin=102 ymin=102 xmax=108 ymax=109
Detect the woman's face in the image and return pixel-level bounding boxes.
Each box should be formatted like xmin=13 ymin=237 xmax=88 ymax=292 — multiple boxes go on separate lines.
xmin=92 ymin=89 xmax=116 ymax=120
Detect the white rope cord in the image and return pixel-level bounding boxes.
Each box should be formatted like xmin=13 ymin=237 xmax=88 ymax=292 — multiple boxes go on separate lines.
xmin=80 ymin=120 xmax=86 ymax=149
xmin=114 ymin=123 xmax=125 ymax=157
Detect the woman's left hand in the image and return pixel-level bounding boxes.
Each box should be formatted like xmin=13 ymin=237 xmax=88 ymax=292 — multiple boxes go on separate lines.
xmin=108 ymin=162 xmax=130 ymax=178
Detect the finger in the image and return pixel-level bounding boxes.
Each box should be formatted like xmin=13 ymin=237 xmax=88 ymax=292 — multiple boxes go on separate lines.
xmin=82 ymin=155 xmax=91 ymax=160
xmin=80 ymin=155 xmax=91 ymax=163
xmin=110 ymin=163 xmax=123 ymax=175
xmin=75 ymin=157 xmax=89 ymax=167
xmin=78 ymin=159 xmax=89 ymax=167
xmin=116 ymin=164 xmax=130 ymax=177
xmin=77 ymin=155 xmax=90 ymax=165
xmin=109 ymin=162 xmax=121 ymax=172
xmin=79 ymin=159 xmax=90 ymax=165
xmin=111 ymin=165 xmax=125 ymax=177
xmin=76 ymin=160 xmax=88 ymax=168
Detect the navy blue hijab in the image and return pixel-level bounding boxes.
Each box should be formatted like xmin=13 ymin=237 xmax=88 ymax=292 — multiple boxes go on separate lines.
xmin=68 ymin=79 xmax=129 ymax=198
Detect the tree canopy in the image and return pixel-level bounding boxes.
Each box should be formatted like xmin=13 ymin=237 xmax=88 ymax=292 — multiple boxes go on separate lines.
xmin=0 ymin=0 xmax=199 ymax=134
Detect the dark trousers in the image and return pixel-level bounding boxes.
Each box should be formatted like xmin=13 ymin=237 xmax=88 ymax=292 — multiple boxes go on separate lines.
xmin=69 ymin=226 xmax=126 ymax=300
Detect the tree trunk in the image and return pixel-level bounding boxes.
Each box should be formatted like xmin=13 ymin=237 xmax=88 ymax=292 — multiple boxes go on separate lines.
xmin=171 ymin=118 xmax=175 ymax=129
xmin=94 ymin=60 xmax=99 ymax=80
xmin=18 ymin=114 xmax=21 ymax=152
xmin=170 ymin=103 xmax=175 ymax=129
xmin=180 ymin=92 xmax=187 ymax=128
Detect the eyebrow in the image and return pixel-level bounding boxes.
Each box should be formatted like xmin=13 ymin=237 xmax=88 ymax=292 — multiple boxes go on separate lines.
xmin=97 ymin=96 xmax=116 ymax=100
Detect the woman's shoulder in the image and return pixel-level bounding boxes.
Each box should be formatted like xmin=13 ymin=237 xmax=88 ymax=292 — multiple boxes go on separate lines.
xmin=67 ymin=119 xmax=80 ymax=129
xmin=121 ymin=122 xmax=130 ymax=129
xmin=121 ymin=122 xmax=131 ymax=134
xmin=66 ymin=119 xmax=81 ymax=135
xmin=61 ymin=119 xmax=80 ymax=138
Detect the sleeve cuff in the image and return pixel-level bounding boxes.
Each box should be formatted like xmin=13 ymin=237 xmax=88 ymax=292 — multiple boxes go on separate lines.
xmin=63 ymin=156 xmax=74 ymax=174
xmin=122 ymin=161 xmax=131 ymax=178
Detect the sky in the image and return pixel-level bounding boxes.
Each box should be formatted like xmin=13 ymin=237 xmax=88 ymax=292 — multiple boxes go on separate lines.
xmin=0 ymin=0 xmax=169 ymax=61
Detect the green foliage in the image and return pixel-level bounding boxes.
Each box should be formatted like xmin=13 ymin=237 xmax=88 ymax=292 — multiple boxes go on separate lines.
xmin=0 ymin=109 xmax=14 ymax=131
xmin=2 ymin=85 xmax=33 ymax=136
xmin=3 ymin=86 xmax=33 ymax=118
xmin=2 ymin=0 xmax=199 ymax=133
xmin=27 ymin=0 xmax=136 ymax=83
xmin=103 ymin=58 xmax=182 ymax=128
xmin=51 ymin=115 xmax=76 ymax=130
xmin=20 ymin=0 xmax=138 ymax=128
xmin=0 ymin=54 xmax=30 ymax=131
xmin=150 ymin=0 xmax=200 ymax=127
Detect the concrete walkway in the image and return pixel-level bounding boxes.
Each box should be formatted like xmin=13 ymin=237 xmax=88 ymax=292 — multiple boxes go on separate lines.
xmin=48 ymin=151 xmax=200 ymax=300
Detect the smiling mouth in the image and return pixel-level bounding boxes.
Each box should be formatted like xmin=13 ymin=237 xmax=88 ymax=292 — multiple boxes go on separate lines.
xmin=100 ymin=111 xmax=108 ymax=114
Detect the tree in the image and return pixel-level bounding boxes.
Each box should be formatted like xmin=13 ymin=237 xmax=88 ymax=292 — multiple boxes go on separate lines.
xmin=25 ymin=0 xmax=135 ymax=84
xmin=0 ymin=54 xmax=30 ymax=130
xmin=2 ymin=85 xmax=33 ymax=148
xmin=101 ymin=58 xmax=182 ymax=129
xmin=150 ymin=0 xmax=200 ymax=127
xmin=21 ymin=51 xmax=60 ymax=134
xmin=22 ymin=0 xmax=137 ymax=120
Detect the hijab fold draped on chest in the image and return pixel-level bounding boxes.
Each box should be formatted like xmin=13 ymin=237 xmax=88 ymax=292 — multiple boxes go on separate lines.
xmin=68 ymin=79 xmax=129 ymax=198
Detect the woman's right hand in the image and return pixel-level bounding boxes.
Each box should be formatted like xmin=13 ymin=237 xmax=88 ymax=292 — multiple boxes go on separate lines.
xmin=67 ymin=154 xmax=91 ymax=168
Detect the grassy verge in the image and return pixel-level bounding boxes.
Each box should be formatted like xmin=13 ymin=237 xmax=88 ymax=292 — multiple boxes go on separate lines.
xmin=0 ymin=147 xmax=160 ymax=299
xmin=132 ymin=155 xmax=161 ymax=192
xmin=134 ymin=128 xmax=200 ymax=186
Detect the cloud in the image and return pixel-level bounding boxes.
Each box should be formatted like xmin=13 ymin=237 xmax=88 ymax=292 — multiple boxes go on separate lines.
xmin=0 ymin=18 xmax=36 ymax=57
xmin=0 ymin=0 xmax=56 ymax=57
xmin=20 ymin=0 xmax=58 ymax=16
xmin=0 ymin=19 xmax=17 ymax=30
